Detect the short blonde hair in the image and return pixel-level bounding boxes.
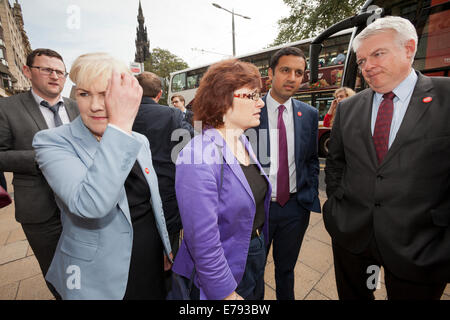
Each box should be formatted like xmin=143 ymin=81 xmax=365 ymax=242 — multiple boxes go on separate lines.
xmin=334 ymin=87 xmax=356 ymax=99
xmin=69 ymin=53 xmax=130 ymax=89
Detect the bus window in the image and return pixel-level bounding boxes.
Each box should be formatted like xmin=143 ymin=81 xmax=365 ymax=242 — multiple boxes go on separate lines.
xmin=186 ymin=74 xmax=199 ymax=90
xmin=415 ymin=1 xmax=450 ymax=74
xmin=315 ymin=93 xmax=334 ymax=121
xmin=171 ymin=73 xmax=186 ymax=92
xmin=295 ymin=92 xmax=334 ymax=121
xmin=296 ymin=93 xmax=312 ymax=106
xmin=254 ymin=59 xmax=269 ymax=77
xmin=186 ymin=69 xmax=205 ymax=90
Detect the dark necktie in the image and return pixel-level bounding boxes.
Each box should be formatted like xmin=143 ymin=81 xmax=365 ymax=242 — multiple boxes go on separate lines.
xmin=41 ymin=100 xmax=63 ymax=127
xmin=277 ymin=105 xmax=290 ymax=207
xmin=373 ymin=92 xmax=395 ymax=164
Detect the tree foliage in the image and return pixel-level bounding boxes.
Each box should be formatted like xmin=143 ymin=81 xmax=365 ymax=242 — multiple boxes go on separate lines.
xmin=143 ymin=48 xmax=189 ymax=105
xmin=271 ymin=0 xmax=366 ymax=46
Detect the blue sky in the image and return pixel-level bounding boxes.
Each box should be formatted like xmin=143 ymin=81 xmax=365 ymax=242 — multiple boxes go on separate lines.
xmin=18 ymin=0 xmax=290 ymax=96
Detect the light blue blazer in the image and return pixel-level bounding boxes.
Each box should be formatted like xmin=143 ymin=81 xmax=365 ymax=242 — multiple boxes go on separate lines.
xmin=32 ymin=116 xmax=172 ymax=300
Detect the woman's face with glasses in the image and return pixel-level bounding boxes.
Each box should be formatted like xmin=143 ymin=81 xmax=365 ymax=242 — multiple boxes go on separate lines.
xmin=223 ymin=87 xmax=264 ymax=131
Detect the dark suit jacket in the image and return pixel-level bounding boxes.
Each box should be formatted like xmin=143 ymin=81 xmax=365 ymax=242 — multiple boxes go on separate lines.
xmin=185 ymin=109 xmax=194 ymax=126
xmin=250 ymin=95 xmax=321 ymax=213
xmin=132 ymin=97 xmax=193 ymax=234
xmin=324 ymin=72 xmax=450 ymax=283
xmin=0 ymin=91 xmax=79 ymax=223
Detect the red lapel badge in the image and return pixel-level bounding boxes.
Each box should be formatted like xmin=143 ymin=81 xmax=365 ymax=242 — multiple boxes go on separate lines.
xmin=422 ymin=97 xmax=432 ymax=103
xmin=297 ymin=111 xmax=302 ymax=117
xmin=145 ymin=168 xmax=150 ymax=174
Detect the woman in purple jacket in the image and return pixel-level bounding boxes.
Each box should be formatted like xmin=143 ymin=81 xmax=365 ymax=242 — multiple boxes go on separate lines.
xmin=172 ymin=59 xmax=271 ymax=300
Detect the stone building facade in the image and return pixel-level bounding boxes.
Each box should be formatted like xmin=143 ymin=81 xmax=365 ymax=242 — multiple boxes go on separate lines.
xmin=0 ymin=0 xmax=31 ymax=97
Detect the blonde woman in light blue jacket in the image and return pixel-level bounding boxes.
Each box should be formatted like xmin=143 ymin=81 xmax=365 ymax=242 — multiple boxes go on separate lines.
xmin=33 ymin=53 xmax=172 ymax=300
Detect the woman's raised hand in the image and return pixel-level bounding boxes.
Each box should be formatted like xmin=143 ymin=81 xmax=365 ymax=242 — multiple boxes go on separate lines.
xmin=105 ymin=72 xmax=143 ymax=134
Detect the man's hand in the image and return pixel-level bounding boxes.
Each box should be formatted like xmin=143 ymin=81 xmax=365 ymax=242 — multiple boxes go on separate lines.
xmin=105 ymin=72 xmax=143 ymax=134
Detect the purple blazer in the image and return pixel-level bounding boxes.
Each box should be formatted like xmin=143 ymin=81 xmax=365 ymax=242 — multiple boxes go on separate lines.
xmin=173 ymin=128 xmax=272 ymax=300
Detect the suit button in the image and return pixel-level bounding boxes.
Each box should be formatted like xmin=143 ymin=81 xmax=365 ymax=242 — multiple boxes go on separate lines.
xmin=377 ymin=175 xmax=383 ymax=180
xmin=375 ymin=203 xmax=381 ymax=207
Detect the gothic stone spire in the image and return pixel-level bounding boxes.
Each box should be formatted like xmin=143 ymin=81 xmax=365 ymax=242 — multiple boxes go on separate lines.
xmin=135 ymin=0 xmax=151 ymax=63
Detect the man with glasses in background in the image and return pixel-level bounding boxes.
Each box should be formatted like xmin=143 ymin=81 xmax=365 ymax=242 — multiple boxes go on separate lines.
xmin=0 ymin=49 xmax=78 ymax=297
xmin=171 ymin=94 xmax=194 ymax=125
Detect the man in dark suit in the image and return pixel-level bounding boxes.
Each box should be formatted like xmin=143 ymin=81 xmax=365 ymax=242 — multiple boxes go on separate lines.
xmin=0 ymin=49 xmax=79 ymax=286
xmin=324 ymin=16 xmax=450 ymax=299
xmin=250 ymin=47 xmax=321 ymax=300
xmin=133 ymin=72 xmax=193 ymax=259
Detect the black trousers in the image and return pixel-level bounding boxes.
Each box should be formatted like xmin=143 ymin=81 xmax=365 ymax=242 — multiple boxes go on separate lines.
xmin=332 ymin=239 xmax=446 ymax=300
xmin=0 ymin=172 xmax=7 ymax=191
xmin=21 ymin=214 xmax=62 ymax=276
xmin=266 ymin=196 xmax=310 ymax=300
xmin=164 ymin=230 xmax=181 ymax=293
xmin=21 ymin=212 xmax=62 ymax=299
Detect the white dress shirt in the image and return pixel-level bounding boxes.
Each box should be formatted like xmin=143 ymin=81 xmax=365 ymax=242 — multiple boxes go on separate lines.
xmin=371 ymin=69 xmax=418 ymax=148
xmin=266 ymin=90 xmax=297 ymax=199
xmin=31 ymin=89 xmax=71 ymax=128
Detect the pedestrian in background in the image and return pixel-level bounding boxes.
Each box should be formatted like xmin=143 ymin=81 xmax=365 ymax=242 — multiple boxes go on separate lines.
xmin=323 ymin=87 xmax=355 ymax=127
xmin=172 ymin=59 xmax=271 ymax=300
xmin=134 ymin=72 xmax=193 ymax=259
xmin=171 ymin=94 xmax=194 ymax=125
xmin=133 ymin=72 xmax=193 ymax=293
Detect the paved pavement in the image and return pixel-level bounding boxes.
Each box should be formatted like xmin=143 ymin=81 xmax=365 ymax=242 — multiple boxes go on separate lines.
xmin=1 ymin=171 xmax=449 ymax=300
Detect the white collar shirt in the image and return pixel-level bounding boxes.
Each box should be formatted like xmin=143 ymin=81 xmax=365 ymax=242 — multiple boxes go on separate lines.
xmin=266 ymin=89 xmax=297 ymax=198
xmin=31 ymin=89 xmax=70 ymax=128
xmin=371 ymin=69 xmax=418 ymax=148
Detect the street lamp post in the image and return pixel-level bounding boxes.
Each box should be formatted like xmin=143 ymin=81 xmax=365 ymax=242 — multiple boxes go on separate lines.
xmin=212 ymin=3 xmax=250 ymax=57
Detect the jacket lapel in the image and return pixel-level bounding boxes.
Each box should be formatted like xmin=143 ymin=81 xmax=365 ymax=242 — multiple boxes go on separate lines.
xmin=68 ymin=118 xmax=134 ymax=226
xmin=63 ymin=97 xmax=79 ymax=121
xmin=258 ymin=96 xmax=271 ymax=168
xmin=135 ymin=142 xmax=159 ymax=212
xmin=242 ymin=136 xmax=272 ymax=195
xmin=380 ymin=72 xmax=433 ymax=168
xmin=205 ymin=129 xmax=255 ymax=203
xmin=291 ymin=100 xmax=303 ymax=165
xmin=21 ymin=91 xmax=48 ymax=130
xmin=70 ymin=117 xmax=100 ymax=159
xmin=359 ymin=89 xmax=378 ymax=168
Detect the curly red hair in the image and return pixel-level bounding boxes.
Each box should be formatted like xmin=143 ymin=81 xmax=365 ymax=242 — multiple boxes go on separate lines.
xmin=193 ymin=59 xmax=261 ymax=129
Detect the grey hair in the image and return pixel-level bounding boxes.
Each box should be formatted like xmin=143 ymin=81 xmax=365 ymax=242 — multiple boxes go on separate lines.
xmin=352 ymin=16 xmax=418 ymax=60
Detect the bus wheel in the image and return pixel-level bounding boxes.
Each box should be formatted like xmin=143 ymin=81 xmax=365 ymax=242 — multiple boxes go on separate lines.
xmin=319 ymin=131 xmax=330 ymax=157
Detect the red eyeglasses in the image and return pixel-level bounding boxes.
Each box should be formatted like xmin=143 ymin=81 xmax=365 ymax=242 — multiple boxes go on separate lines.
xmin=233 ymin=92 xmax=261 ymax=101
